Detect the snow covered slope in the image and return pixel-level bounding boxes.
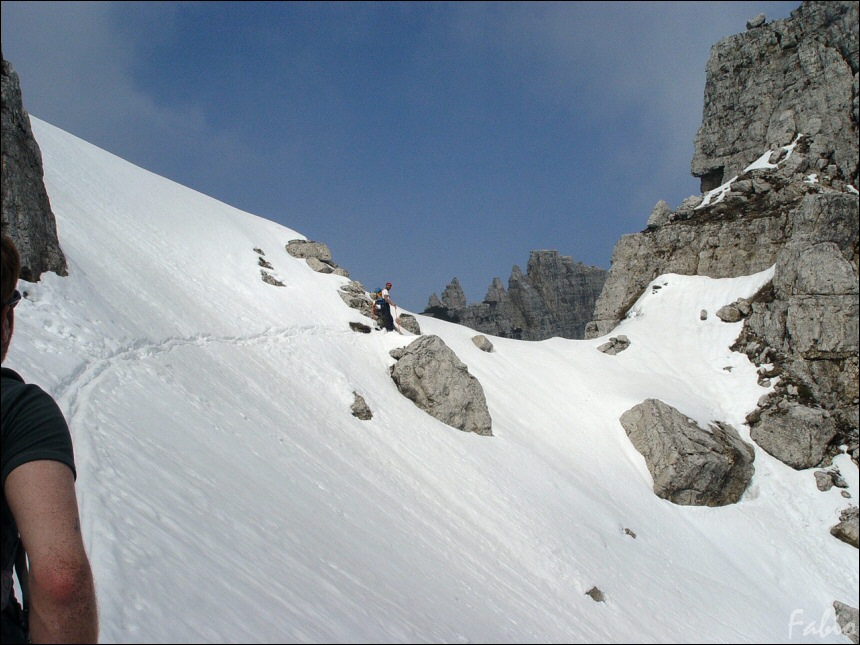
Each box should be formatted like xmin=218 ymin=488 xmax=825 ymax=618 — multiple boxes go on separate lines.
xmin=5 ymin=117 xmax=856 ymax=643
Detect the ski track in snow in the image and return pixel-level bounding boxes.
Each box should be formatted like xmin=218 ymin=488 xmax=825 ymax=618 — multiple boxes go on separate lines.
xmin=53 ymin=325 xmax=334 ymax=421
xmin=17 ymin=117 xmax=856 ymax=644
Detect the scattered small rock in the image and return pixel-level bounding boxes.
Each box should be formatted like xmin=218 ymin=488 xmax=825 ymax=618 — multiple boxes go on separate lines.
xmin=286 ymin=239 xmax=349 ymax=277
xmin=831 ymin=507 xmax=859 ymax=549
xmin=472 ymin=335 xmax=494 ymax=353
xmin=833 ymin=601 xmax=859 ymax=644
xmin=597 ymin=336 xmax=630 ymax=355
xmin=815 ymin=468 xmax=849 ymax=491
xmin=261 ymin=271 xmax=285 ymax=287
xmin=716 ymin=304 xmax=743 ymax=322
xmin=397 ymin=313 xmax=422 ymax=335
xmin=815 ymin=471 xmax=834 ymax=491
xmin=746 ymin=13 xmax=766 ymax=30
xmin=351 ymin=392 xmax=373 ymax=421
xmin=647 ymin=200 xmax=672 ymax=228
xmin=585 ymin=587 xmax=605 ymax=603
xmin=349 ymin=322 xmax=372 ymax=334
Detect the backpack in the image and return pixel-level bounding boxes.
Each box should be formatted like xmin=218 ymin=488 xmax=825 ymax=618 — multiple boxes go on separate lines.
xmin=370 ymin=288 xmax=385 ymax=309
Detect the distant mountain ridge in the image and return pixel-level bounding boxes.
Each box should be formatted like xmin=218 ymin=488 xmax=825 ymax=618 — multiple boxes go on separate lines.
xmin=423 ymin=250 xmax=607 ymax=340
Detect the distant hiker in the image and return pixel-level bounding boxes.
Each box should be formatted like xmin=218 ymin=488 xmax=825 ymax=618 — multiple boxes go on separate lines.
xmin=1 ymin=234 xmax=99 ymax=644
xmin=378 ymin=282 xmax=396 ymax=332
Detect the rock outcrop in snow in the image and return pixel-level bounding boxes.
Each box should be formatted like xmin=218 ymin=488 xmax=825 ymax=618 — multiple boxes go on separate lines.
xmin=620 ymin=399 xmax=756 ymax=507
xmin=389 ymin=335 xmax=492 ymax=436
xmin=589 ymin=1 xmax=859 ymax=474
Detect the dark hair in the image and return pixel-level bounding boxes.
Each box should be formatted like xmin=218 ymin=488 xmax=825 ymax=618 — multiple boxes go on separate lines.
xmin=1 ymin=234 xmax=21 ymax=303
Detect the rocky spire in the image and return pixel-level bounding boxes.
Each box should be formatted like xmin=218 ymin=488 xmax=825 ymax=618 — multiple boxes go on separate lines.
xmin=424 ymin=250 xmax=607 ymax=340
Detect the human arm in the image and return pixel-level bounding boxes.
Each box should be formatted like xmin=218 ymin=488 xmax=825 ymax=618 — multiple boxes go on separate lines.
xmin=5 ymin=460 xmax=98 ymax=644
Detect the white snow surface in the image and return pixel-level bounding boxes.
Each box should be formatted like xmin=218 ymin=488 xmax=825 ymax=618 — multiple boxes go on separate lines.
xmin=6 ymin=117 xmax=857 ymax=644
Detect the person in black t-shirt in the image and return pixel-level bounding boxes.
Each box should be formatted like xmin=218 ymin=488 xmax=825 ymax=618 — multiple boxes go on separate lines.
xmin=1 ymin=233 xmax=98 ymax=643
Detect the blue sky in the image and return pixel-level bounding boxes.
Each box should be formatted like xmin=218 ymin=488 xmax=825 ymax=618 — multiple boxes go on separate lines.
xmin=1 ymin=1 xmax=800 ymax=311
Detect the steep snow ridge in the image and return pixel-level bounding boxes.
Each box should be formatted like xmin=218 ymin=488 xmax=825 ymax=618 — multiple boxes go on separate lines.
xmin=7 ymin=117 xmax=856 ymax=644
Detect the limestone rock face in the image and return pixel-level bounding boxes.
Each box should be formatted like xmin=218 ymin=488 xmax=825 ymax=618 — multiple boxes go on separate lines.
xmin=691 ymin=1 xmax=859 ymax=192
xmin=738 ymin=192 xmax=858 ymax=467
xmin=589 ymin=2 xmax=859 ymax=470
xmin=425 ymin=251 xmax=606 ymax=340
xmin=389 ymin=335 xmax=492 ymax=436
xmin=620 ymin=399 xmax=756 ymax=507
xmin=1 ymin=55 xmax=67 ymax=280
xmin=750 ymin=402 xmax=839 ymax=469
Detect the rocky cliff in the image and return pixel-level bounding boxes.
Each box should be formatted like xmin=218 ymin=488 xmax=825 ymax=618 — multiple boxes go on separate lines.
xmin=424 ymin=250 xmax=607 ymax=340
xmin=587 ymin=0 xmax=859 ymax=470
xmin=691 ymin=1 xmax=858 ymax=192
xmin=1 ymin=52 xmax=67 ymax=280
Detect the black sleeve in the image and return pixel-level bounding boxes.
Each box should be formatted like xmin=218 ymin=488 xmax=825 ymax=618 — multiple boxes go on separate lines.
xmin=1 ymin=378 xmax=76 ymax=487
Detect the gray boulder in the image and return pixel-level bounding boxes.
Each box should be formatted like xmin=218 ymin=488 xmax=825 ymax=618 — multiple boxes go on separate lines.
xmin=351 ymin=392 xmax=373 ymax=421
xmin=305 ymin=256 xmax=334 ymax=274
xmin=389 ymin=335 xmax=492 ymax=436
xmin=339 ymin=281 xmax=374 ymax=318
xmin=286 ymin=239 xmax=349 ymax=276
xmin=620 ymin=399 xmax=755 ymax=506
xmin=746 ymin=13 xmax=766 ymax=30
xmin=646 ymin=200 xmax=672 ymax=228
xmin=716 ymin=304 xmax=743 ymax=322
xmin=597 ymin=335 xmax=630 ymax=355
xmin=471 ymin=335 xmax=494 ymax=353
xmin=830 ymin=506 xmax=859 ymax=549
xmin=397 ymin=313 xmax=421 ymax=335
xmin=750 ymin=402 xmax=839 ymax=469
xmin=834 ymin=601 xmax=859 ymax=644
xmin=716 ymin=298 xmax=752 ymax=323
xmin=286 ymin=239 xmax=332 ymax=261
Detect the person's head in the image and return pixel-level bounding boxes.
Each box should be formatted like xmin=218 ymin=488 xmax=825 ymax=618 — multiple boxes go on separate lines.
xmin=1 ymin=233 xmax=22 ymax=363
xmin=386 ymin=282 xmax=392 ymax=290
